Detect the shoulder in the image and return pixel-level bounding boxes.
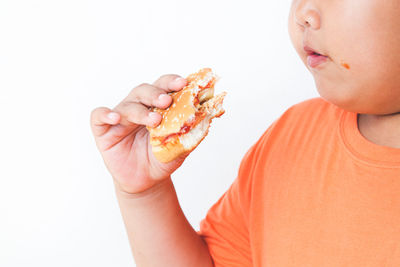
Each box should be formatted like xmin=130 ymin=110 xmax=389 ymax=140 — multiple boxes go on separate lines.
xmin=271 ymin=97 xmax=342 ymax=133
xmin=236 ymin=98 xmax=344 ymax=195
xmin=253 ymin=98 xmax=344 ymax=153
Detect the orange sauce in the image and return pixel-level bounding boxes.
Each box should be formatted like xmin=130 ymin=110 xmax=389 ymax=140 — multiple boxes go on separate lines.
xmin=160 ymin=112 xmax=207 ymax=145
xmin=341 ymin=62 xmax=350 ymax=69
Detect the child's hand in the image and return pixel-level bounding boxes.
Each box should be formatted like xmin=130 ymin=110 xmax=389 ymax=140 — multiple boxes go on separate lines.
xmin=90 ymin=75 xmax=188 ymax=194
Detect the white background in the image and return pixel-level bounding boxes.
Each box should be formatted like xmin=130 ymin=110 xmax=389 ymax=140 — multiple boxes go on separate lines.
xmin=0 ymin=0 xmax=318 ymax=266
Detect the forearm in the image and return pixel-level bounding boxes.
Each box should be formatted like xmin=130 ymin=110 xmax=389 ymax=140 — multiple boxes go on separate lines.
xmin=115 ymin=177 xmax=214 ymax=267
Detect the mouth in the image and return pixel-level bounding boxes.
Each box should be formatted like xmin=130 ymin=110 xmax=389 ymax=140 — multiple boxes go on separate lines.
xmin=304 ymin=46 xmax=326 ymax=57
xmin=303 ymin=45 xmax=328 ymax=68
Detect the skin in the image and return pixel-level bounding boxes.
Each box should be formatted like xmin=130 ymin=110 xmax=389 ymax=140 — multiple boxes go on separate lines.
xmin=90 ymin=1 xmax=400 ymax=265
xmin=288 ymin=0 xmax=400 ymax=147
xmin=91 ymin=76 xmax=213 ymax=266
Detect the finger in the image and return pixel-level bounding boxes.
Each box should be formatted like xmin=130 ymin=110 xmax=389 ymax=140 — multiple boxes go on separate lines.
xmin=114 ymin=101 xmax=162 ymax=128
xmin=153 ymin=74 xmax=187 ymax=92
xmin=90 ymin=107 xmax=121 ymax=137
xmin=127 ymin=83 xmax=174 ymax=109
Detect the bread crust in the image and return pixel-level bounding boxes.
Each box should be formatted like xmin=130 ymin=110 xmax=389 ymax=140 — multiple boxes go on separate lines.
xmin=147 ymin=68 xmax=226 ymax=163
xmin=151 ymin=125 xmax=210 ymax=163
xmin=151 ymin=136 xmax=187 ymax=163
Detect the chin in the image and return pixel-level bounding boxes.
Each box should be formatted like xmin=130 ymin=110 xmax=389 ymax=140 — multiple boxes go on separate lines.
xmin=316 ymin=84 xmax=392 ymax=115
xmin=314 ymin=79 xmax=364 ymax=113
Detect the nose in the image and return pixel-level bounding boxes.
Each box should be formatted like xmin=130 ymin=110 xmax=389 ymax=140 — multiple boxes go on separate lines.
xmin=294 ymin=1 xmax=321 ymax=30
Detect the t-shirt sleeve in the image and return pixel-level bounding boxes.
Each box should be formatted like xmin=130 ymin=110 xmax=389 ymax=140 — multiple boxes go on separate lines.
xmin=197 ymin=125 xmax=274 ymax=266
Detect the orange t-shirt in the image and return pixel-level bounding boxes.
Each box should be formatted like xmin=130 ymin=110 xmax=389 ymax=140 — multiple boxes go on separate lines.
xmin=198 ymin=98 xmax=400 ymax=266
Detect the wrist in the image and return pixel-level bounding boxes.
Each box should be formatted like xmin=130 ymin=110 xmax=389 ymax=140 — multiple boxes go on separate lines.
xmin=114 ymin=177 xmax=172 ymax=200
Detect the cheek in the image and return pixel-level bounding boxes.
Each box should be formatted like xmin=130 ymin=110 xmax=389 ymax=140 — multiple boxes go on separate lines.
xmin=288 ymin=5 xmax=302 ymax=55
xmin=328 ymin=0 xmax=400 ymax=74
xmin=288 ymin=0 xmax=310 ymax=62
xmin=322 ymin=3 xmax=400 ymax=107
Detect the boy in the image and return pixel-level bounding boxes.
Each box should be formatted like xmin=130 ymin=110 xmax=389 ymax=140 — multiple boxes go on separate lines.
xmin=90 ymin=0 xmax=400 ymax=266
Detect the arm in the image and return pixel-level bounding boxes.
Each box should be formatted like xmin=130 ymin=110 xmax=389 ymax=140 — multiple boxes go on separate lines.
xmin=115 ymin=178 xmax=214 ymax=267
xmin=91 ymin=74 xmax=214 ymax=266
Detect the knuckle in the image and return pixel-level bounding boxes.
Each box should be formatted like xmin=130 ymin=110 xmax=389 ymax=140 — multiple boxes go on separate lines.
xmin=141 ymin=89 xmax=160 ymax=103
xmin=90 ymin=108 xmax=98 ymax=118
xmin=160 ymin=74 xmax=178 ymax=79
xmin=130 ymin=83 xmax=148 ymax=95
xmin=90 ymin=107 xmax=105 ymax=119
xmin=137 ymin=82 xmax=150 ymax=89
xmin=156 ymin=74 xmax=179 ymax=84
xmin=132 ymin=83 xmax=158 ymax=96
xmin=127 ymin=110 xmax=146 ymax=123
xmin=120 ymin=101 xmax=134 ymax=109
xmin=158 ymin=74 xmax=171 ymax=80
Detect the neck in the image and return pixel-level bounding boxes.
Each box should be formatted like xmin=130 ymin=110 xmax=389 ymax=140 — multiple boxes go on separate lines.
xmin=358 ymin=113 xmax=400 ymax=148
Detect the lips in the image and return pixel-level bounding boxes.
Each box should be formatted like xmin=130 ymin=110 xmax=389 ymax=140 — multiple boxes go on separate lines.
xmin=304 ymin=45 xmax=328 ymax=68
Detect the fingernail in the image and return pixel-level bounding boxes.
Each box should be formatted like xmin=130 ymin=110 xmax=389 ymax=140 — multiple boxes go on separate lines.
xmin=148 ymin=112 xmax=160 ymax=121
xmin=174 ymin=77 xmax=185 ymax=83
xmin=107 ymin=112 xmax=119 ymax=121
xmin=158 ymin=94 xmax=170 ymax=102
xmin=171 ymin=77 xmax=186 ymax=87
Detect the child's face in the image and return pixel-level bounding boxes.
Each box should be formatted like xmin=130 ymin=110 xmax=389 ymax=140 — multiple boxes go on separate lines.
xmin=288 ymin=0 xmax=400 ymax=114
